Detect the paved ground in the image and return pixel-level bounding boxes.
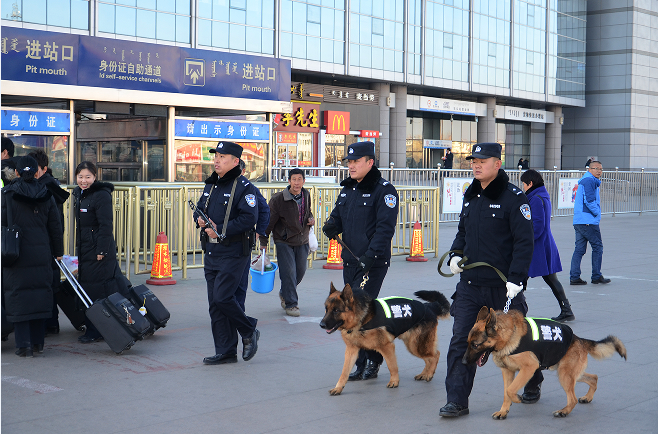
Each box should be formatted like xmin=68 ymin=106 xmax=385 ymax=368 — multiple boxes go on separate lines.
xmin=2 ymin=212 xmax=657 ymax=434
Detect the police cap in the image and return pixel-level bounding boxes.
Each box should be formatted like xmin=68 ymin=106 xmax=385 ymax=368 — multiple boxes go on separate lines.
xmin=209 ymin=141 xmax=243 ymax=158
xmin=466 ymin=143 xmax=502 ymax=160
xmin=344 ymin=141 xmax=376 ymax=160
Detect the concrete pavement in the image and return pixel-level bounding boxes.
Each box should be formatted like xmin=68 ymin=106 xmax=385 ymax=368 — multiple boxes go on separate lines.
xmin=2 ymin=212 xmax=657 ymax=434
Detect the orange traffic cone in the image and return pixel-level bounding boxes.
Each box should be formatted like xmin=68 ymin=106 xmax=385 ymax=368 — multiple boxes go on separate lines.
xmin=146 ymin=232 xmax=177 ymax=285
xmin=407 ymin=221 xmax=428 ymax=262
xmin=323 ymin=238 xmax=343 ymax=270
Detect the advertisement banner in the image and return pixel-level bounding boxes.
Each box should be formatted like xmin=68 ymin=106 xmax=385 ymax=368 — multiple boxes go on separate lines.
xmin=174 ymin=119 xmax=269 ymax=141
xmin=2 ymin=26 xmax=291 ymax=102
xmin=558 ymin=178 xmax=580 ymax=209
xmin=442 ymin=178 xmax=473 ymax=213
xmin=324 ymin=110 xmax=350 ymax=135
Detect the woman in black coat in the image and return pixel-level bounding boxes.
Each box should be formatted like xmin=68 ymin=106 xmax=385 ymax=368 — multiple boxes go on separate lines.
xmin=2 ymin=156 xmax=63 ymax=357
xmin=73 ymin=161 xmax=128 ymax=343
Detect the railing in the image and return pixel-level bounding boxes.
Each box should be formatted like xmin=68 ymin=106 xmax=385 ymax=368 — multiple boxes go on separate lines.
xmin=59 ymin=168 xmax=656 ymax=280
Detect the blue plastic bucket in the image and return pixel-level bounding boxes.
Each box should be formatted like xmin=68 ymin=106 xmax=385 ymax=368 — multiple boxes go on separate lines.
xmin=249 ymin=262 xmax=278 ymax=294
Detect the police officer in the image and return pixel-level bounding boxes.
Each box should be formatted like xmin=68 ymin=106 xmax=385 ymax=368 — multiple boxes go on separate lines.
xmin=195 ymin=142 xmax=260 ymax=365
xmin=322 ymin=141 xmax=399 ymax=381
xmin=439 ymin=143 xmax=542 ymax=417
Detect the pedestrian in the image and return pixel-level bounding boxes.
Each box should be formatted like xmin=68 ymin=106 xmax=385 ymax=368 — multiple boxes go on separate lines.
xmin=322 ymin=141 xmax=399 ymax=381
xmin=569 ymin=161 xmax=610 ymax=285
xmin=260 ymin=167 xmax=314 ymax=317
xmin=521 ymin=158 xmax=529 ymax=170
xmin=28 ymin=149 xmax=71 ymax=335
xmin=440 ymin=143 xmax=542 ymax=417
xmin=2 ymin=155 xmax=63 ymax=357
xmin=194 ymin=142 xmax=260 ymax=365
xmin=73 ymin=161 xmax=129 ymax=343
xmin=517 ymin=157 xmax=525 ymax=169
xmin=1 ymin=137 xmax=17 ymax=187
xmin=521 ymin=169 xmax=575 ymax=322
xmin=442 ymin=149 xmax=453 ymax=169
xmin=585 ymin=158 xmax=592 ymax=168
xmin=236 ymin=158 xmax=269 ymax=312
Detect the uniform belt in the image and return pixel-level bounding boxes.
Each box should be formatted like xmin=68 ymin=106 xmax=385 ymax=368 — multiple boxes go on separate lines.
xmin=208 ymin=233 xmax=244 ymax=244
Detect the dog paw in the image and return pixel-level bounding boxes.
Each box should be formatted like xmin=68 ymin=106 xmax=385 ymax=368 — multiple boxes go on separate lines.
xmin=553 ymin=410 xmax=569 ymax=418
xmin=386 ymin=381 xmax=399 ymax=388
xmin=492 ymin=411 xmax=508 ymax=420
xmin=329 ymin=388 xmax=343 ymax=396
xmin=414 ymin=374 xmax=433 ymax=382
xmin=578 ymin=397 xmax=592 ymax=404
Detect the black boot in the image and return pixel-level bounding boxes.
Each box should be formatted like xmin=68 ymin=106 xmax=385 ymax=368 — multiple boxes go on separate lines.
xmin=552 ymin=300 xmax=575 ymax=322
xmin=348 ymin=365 xmax=365 ymax=381
xmin=362 ymin=360 xmax=380 ymax=380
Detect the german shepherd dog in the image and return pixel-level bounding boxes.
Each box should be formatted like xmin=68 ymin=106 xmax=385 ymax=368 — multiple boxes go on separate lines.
xmin=319 ymin=282 xmax=450 ymax=396
xmin=463 ymin=306 xmax=627 ymax=419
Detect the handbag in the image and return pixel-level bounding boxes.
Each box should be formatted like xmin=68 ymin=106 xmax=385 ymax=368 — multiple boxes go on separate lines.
xmin=308 ymin=226 xmax=318 ymax=252
xmin=1 ymin=192 xmax=20 ymax=266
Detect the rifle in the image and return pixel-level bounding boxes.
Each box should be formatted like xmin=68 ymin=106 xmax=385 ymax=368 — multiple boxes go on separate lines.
xmin=188 ymin=200 xmax=222 ymax=239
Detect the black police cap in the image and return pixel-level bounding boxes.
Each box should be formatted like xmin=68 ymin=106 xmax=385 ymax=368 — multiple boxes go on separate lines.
xmin=466 ymin=143 xmax=502 ymax=160
xmin=344 ymin=141 xmax=376 ymax=160
xmin=209 ymin=141 xmax=243 ymax=158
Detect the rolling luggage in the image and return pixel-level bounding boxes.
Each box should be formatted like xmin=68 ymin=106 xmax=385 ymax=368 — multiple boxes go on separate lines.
xmin=55 ymin=280 xmax=86 ymax=331
xmin=103 ymin=292 xmax=152 ymax=340
xmin=128 ymin=284 xmax=170 ymax=330
xmin=56 ymin=259 xmax=135 ymax=354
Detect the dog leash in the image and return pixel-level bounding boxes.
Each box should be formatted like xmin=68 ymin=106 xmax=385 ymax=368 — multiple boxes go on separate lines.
xmin=438 ymin=249 xmax=513 ymax=313
xmin=334 ymin=234 xmax=369 ymax=289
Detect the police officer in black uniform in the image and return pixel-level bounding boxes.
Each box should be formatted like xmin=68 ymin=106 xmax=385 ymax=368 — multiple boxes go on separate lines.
xmin=322 ymin=141 xmax=399 ymax=381
xmin=195 ymin=142 xmax=260 ymax=365
xmin=439 ymin=143 xmax=542 ymax=417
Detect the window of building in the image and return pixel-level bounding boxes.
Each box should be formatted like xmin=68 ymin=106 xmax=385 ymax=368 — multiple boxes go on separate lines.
xmin=2 ymin=0 xmax=88 ymax=29
xmin=349 ymin=0 xmax=403 ymax=72
xmin=425 ymin=0 xmax=469 ymax=82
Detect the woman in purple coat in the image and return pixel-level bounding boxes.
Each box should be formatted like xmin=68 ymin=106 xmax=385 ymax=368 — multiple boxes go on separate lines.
xmin=521 ymin=170 xmax=575 ymax=322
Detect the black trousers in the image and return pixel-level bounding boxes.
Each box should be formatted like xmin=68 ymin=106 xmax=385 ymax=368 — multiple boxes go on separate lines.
xmin=343 ymin=262 xmax=389 ymax=368
xmin=445 ymin=280 xmax=543 ymax=407
xmin=205 ymin=255 xmax=257 ymax=355
xmin=14 ymin=319 xmax=45 ymax=348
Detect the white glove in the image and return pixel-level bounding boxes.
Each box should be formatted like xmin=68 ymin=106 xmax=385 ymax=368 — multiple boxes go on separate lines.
xmin=506 ymin=282 xmax=523 ymax=299
xmin=449 ymin=256 xmax=464 ymax=274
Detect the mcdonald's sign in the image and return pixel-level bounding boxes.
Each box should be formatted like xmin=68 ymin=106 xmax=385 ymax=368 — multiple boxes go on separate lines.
xmin=324 ymin=111 xmax=350 ymax=135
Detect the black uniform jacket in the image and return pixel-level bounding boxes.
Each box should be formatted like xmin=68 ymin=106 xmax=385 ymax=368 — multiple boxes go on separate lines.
xmin=73 ymin=181 xmax=127 ymax=300
xmin=360 ymin=297 xmax=428 ymax=338
xmin=195 ymin=165 xmax=258 ymax=265
xmin=328 ymin=166 xmax=398 ymax=264
xmin=450 ymin=169 xmax=533 ymax=286
xmin=2 ymin=178 xmax=63 ymax=322
xmin=510 ymin=317 xmax=574 ymax=369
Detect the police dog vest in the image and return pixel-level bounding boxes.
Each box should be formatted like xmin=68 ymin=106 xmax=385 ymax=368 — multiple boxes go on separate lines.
xmin=510 ymin=318 xmax=574 ymax=369
xmin=360 ymin=297 xmax=427 ymax=337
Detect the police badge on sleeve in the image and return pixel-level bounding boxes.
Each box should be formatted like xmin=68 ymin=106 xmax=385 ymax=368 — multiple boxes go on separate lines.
xmin=245 ymin=194 xmax=256 ymax=207
xmin=520 ymin=204 xmax=531 ymax=220
xmin=384 ymin=194 xmax=396 ymax=208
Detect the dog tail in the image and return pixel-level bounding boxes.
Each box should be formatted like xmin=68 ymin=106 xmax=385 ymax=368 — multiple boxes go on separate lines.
xmin=414 ymin=290 xmax=450 ymax=319
xmin=582 ymin=335 xmax=627 ymax=361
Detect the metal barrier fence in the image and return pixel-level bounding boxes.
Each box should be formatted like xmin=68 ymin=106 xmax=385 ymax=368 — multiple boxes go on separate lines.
xmin=60 ymin=168 xmax=655 ymax=280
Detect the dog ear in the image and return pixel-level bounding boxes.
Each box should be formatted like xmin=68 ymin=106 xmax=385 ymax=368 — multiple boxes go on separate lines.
xmin=476 ymin=306 xmax=489 ymax=322
xmin=485 ymin=308 xmax=497 ymax=332
xmin=341 ymin=284 xmax=353 ymax=301
xmin=330 ymin=282 xmax=338 ymax=294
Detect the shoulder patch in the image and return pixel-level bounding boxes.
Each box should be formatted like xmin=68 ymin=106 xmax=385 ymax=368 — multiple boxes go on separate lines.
xmin=384 ymin=194 xmax=396 ymax=208
xmin=245 ymin=194 xmax=256 ymax=207
xmin=520 ymin=204 xmax=531 ymax=220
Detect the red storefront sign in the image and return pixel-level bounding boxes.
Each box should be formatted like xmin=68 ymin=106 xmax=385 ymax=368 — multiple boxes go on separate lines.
xmin=276 ymin=132 xmax=298 ymax=143
xmin=360 ymin=130 xmax=379 ymax=138
xmin=324 ymin=111 xmax=350 ymax=135
xmin=273 ymin=103 xmax=320 ymax=133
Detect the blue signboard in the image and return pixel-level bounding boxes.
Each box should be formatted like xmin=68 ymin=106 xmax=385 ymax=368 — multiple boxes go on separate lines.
xmin=174 ymin=119 xmax=269 ymax=141
xmin=1 ymin=110 xmax=70 ymax=133
xmin=2 ymin=27 xmax=291 ymax=103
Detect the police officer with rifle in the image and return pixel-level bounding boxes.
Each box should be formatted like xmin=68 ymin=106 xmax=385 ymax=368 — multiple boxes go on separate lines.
xmin=193 ymin=141 xmax=260 ymax=365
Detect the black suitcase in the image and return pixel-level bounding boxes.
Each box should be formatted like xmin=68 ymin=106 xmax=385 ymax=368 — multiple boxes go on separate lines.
xmin=103 ymin=292 xmax=152 ymax=340
xmin=56 ymin=259 xmax=135 ymax=354
xmin=56 ymin=280 xmax=86 ymax=331
xmin=128 ymin=284 xmax=170 ymax=330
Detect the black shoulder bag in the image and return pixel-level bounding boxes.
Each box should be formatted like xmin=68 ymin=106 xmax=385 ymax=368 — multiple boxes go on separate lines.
xmin=1 ymin=192 xmax=20 ymax=266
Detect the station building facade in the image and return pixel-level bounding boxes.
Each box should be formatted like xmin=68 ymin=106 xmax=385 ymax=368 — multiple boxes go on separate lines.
xmin=2 ymin=0 xmax=654 ymax=183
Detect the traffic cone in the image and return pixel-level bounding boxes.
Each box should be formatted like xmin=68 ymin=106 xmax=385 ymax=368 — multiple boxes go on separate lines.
xmin=407 ymin=221 xmax=428 ymax=262
xmin=146 ymin=232 xmax=177 ymax=285
xmin=323 ymin=238 xmax=343 ymax=270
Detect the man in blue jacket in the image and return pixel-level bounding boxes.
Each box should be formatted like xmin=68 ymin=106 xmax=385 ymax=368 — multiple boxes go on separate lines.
xmin=569 ymin=161 xmax=610 ymax=285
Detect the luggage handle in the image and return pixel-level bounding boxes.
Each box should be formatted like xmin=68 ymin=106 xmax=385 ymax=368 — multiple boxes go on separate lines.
xmin=55 ymin=258 xmax=93 ymax=309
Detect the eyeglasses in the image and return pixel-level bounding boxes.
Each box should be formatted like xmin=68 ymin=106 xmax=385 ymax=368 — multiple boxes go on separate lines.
xmin=590 ymin=167 xmax=603 ymax=171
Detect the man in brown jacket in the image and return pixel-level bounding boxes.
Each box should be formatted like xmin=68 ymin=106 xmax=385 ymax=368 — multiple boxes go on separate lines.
xmin=260 ymin=168 xmax=314 ymax=316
